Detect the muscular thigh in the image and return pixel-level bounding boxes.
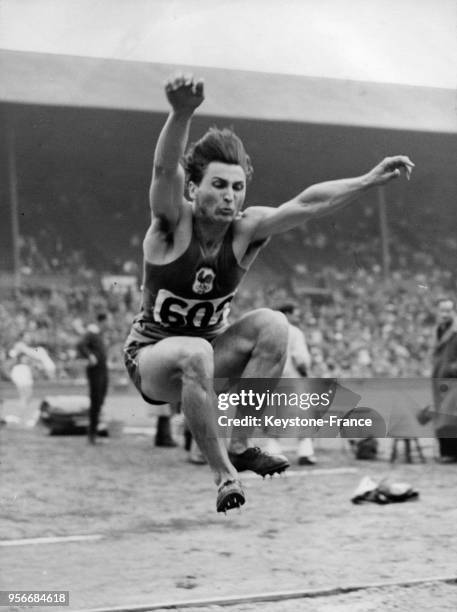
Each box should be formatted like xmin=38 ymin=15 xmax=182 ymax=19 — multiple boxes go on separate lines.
xmin=212 ymin=308 xmax=288 ymax=379
xmin=138 ymin=336 xmax=213 ymax=403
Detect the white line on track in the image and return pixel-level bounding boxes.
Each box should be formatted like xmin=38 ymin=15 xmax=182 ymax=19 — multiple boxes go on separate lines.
xmin=0 ymin=468 xmax=356 ymax=548
xmin=123 ymin=427 xmax=156 ymax=435
xmin=71 ymin=575 xmax=457 ymax=612
xmin=242 ymin=466 xmax=358 ymax=480
xmin=0 ymin=534 xmax=104 ymax=547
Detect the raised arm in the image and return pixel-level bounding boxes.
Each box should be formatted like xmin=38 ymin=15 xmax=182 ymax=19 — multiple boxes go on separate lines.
xmin=249 ymin=156 xmax=415 ymax=241
xmin=149 ymin=73 xmax=204 ymax=227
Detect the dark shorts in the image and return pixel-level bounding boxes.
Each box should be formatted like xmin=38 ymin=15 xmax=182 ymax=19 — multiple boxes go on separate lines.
xmin=124 ymin=339 xmax=168 ymax=405
xmin=123 ymin=321 xmax=224 ymax=405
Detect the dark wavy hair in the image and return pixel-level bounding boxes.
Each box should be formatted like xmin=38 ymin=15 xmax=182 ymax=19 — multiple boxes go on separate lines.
xmin=183 ymin=127 xmax=253 ymax=186
xmin=278 ymin=303 xmax=296 ymax=315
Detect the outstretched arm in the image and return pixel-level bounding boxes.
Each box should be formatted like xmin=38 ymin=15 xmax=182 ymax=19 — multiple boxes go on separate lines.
xmin=149 ymin=73 xmax=204 ymax=226
xmin=250 ymin=156 xmax=415 ymax=241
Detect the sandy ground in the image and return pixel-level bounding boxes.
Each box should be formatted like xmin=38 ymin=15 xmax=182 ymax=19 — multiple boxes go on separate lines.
xmin=1 ymin=404 xmax=457 ymax=612
xmin=1 ymin=380 xmax=456 ymax=611
xmin=153 ymin=581 xmax=457 ymax=612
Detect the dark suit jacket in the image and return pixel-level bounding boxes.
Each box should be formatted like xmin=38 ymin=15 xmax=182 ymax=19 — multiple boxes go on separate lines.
xmin=432 ymin=319 xmax=457 ymax=437
xmin=77 ymin=326 xmax=108 ymax=372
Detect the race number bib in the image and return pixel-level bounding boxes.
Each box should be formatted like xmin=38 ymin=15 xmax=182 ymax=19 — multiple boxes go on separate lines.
xmin=153 ymin=289 xmax=235 ymax=328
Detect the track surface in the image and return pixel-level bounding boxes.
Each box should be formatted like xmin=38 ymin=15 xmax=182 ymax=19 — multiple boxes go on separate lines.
xmin=1 ymin=390 xmax=456 ymax=611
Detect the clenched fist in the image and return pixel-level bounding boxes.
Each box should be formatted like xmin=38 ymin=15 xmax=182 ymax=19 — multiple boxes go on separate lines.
xmin=165 ymin=73 xmax=205 ymax=114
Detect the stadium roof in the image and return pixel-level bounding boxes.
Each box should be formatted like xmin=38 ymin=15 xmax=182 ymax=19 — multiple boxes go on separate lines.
xmin=1 ymin=49 xmax=456 ymax=134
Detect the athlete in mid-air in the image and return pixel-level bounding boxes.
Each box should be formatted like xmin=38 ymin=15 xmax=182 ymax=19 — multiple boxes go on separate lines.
xmin=124 ymin=73 xmax=414 ymax=513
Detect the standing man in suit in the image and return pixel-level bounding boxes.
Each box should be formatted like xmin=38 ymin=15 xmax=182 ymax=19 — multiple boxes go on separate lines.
xmin=432 ymin=297 xmax=457 ymax=462
xmin=78 ymin=313 xmax=110 ymax=444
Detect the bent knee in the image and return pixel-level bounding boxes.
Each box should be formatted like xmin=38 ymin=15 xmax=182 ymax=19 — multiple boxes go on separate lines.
xmin=250 ymin=309 xmax=289 ymax=357
xmin=176 ymin=339 xmax=214 ymax=379
xmin=250 ymin=308 xmax=289 ymax=336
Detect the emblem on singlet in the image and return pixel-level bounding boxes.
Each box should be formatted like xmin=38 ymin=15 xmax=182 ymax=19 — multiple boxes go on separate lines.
xmin=192 ymin=267 xmax=216 ymax=295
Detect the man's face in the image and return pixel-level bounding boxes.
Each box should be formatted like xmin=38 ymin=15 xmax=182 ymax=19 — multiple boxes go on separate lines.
xmin=437 ymin=300 xmax=455 ymax=325
xmin=189 ymin=162 xmax=246 ymax=222
xmin=99 ymin=315 xmax=112 ymax=332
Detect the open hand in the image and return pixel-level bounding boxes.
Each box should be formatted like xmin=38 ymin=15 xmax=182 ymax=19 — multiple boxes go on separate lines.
xmin=165 ymin=73 xmax=205 ymax=114
xmin=367 ymin=156 xmax=415 ymax=186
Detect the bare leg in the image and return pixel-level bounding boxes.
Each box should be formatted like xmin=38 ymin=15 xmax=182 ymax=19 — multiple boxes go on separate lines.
xmin=138 ymin=337 xmax=237 ymax=486
xmin=213 ymin=308 xmax=289 ymax=453
xmin=179 ymin=348 xmax=237 ymax=483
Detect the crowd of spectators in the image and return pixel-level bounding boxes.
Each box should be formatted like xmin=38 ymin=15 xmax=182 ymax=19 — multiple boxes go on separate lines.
xmin=0 ymin=283 xmax=139 ymax=385
xmin=1 ymin=244 xmax=454 ymax=385
xmin=234 ymin=256 xmax=454 ymax=379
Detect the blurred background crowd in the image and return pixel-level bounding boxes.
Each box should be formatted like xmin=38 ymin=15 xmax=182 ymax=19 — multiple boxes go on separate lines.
xmin=1 ymin=213 xmax=455 ymax=385
xmin=1 ymin=95 xmax=456 ymax=390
